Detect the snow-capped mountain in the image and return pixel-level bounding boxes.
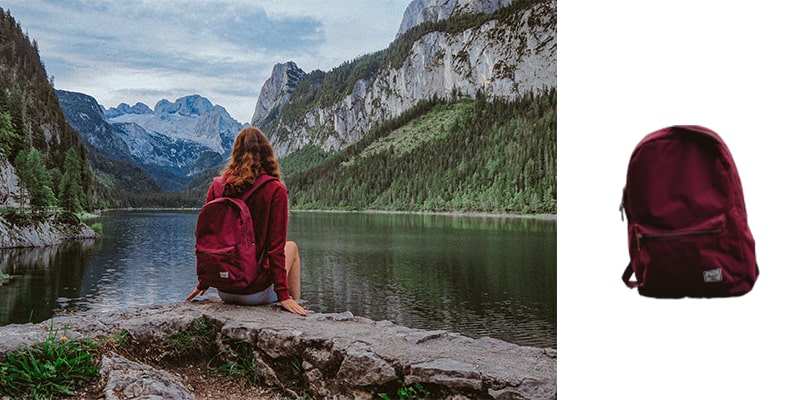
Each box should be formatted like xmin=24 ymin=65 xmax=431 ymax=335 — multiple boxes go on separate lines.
xmin=105 ymin=95 xmax=240 ymax=155
xmin=103 ymin=102 xmax=152 ymax=118
xmin=58 ymin=91 xmax=243 ymax=191
xmin=55 ymin=90 xmax=137 ymax=164
xmin=110 ymin=122 xmax=215 ymax=174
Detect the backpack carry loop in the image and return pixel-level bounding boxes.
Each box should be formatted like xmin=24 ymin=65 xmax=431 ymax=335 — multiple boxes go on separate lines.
xmin=621 ymin=263 xmax=640 ymax=288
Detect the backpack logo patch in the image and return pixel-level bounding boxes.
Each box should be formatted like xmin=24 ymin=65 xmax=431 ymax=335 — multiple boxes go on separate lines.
xmin=219 ymin=271 xmax=229 ymax=279
xmin=703 ymin=268 xmax=723 ymax=283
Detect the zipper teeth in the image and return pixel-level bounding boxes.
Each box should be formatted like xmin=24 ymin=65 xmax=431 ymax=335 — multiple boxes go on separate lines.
xmin=636 ymin=228 xmax=722 ymax=251
xmin=640 ymin=228 xmax=722 ymax=239
xmin=196 ymin=248 xmax=233 ymax=256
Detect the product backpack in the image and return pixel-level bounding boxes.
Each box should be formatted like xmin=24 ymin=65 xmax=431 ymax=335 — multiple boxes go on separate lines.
xmin=620 ymin=125 xmax=758 ymax=298
xmin=195 ymin=174 xmax=275 ymax=292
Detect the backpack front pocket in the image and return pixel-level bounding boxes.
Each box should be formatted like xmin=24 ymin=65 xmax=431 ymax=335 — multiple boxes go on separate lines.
xmin=632 ymin=215 xmax=728 ymax=297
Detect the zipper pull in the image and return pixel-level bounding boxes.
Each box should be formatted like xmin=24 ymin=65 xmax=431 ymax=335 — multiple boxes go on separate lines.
xmin=619 ymin=202 xmax=625 ymax=221
xmin=636 ymin=232 xmax=642 ymax=251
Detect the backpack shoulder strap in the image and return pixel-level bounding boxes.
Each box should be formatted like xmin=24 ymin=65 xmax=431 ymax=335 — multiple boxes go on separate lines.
xmin=241 ymin=174 xmax=277 ymax=265
xmin=210 ymin=176 xmax=226 ymax=199
xmin=240 ymin=174 xmax=277 ymax=202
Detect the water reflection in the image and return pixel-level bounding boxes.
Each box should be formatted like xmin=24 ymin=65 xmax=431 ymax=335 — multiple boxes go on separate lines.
xmin=0 ymin=211 xmax=556 ymax=348
xmin=291 ymin=212 xmax=556 ymax=348
xmin=0 ymin=240 xmax=95 ymax=324
xmin=74 ymin=211 xmax=197 ymax=311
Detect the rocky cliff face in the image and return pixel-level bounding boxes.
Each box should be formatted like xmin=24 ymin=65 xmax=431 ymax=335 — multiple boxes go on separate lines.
xmin=0 ymin=217 xmax=97 ymax=248
xmin=0 ymin=156 xmax=26 ymax=209
xmin=396 ymin=0 xmax=513 ymax=37
xmin=260 ymin=1 xmax=556 ymax=158
xmin=251 ymin=61 xmax=307 ymax=127
xmin=0 ymin=155 xmax=97 ymax=248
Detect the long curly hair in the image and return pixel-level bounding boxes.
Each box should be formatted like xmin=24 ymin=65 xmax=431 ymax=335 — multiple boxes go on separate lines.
xmin=222 ymin=127 xmax=281 ymax=191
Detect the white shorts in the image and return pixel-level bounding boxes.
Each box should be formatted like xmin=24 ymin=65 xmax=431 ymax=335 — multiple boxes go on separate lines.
xmin=217 ymin=284 xmax=278 ymax=305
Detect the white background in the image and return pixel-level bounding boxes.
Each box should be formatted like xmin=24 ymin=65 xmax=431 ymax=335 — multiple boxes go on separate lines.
xmin=558 ymin=1 xmax=798 ymax=398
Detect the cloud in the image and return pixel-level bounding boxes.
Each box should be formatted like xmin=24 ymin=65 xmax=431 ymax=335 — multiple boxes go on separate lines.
xmin=2 ymin=0 xmax=409 ymax=123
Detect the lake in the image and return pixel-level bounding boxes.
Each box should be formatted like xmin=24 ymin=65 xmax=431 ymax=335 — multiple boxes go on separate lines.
xmin=0 ymin=210 xmax=556 ymax=348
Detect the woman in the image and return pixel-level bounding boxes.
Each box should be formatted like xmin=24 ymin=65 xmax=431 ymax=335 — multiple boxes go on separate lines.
xmin=186 ymin=126 xmax=306 ymax=316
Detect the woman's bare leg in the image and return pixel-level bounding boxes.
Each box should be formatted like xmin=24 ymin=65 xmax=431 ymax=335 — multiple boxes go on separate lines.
xmin=284 ymin=241 xmax=302 ymax=300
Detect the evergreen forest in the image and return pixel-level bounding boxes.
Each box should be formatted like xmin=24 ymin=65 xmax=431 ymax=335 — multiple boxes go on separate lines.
xmin=282 ymin=88 xmax=556 ymax=214
xmin=0 ymin=8 xmax=113 ymax=219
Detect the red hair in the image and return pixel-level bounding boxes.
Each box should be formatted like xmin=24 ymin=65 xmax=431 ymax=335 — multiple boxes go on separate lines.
xmin=222 ymin=127 xmax=281 ymax=190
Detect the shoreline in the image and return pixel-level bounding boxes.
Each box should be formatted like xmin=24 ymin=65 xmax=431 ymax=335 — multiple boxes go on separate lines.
xmin=99 ymin=207 xmax=557 ymax=220
xmin=361 ymin=209 xmax=556 ymax=220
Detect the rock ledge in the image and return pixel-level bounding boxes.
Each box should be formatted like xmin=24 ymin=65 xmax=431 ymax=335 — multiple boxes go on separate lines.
xmin=0 ymin=299 xmax=556 ymax=399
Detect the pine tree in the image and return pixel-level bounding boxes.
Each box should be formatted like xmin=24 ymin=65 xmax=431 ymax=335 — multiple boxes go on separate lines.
xmin=0 ymin=109 xmax=19 ymax=157
xmin=23 ymin=148 xmax=57 ymax=213
xmin=59 ymin=147 xmax=85 ymax=213
xmin=13 ymin=148 xmax=29 ymax=205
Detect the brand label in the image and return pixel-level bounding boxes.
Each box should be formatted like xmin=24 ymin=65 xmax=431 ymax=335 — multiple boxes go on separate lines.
xmin=219 ymin=271 xmax=229 ymax=279
xmin=703 ymin=268 xmax=723 ymax=283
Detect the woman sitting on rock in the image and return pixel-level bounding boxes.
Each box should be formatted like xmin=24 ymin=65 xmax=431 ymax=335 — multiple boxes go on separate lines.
xmin=186 ymin=126 xmax=306 ymax=316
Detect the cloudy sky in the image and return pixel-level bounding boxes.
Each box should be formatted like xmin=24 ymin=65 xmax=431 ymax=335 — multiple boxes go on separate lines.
xmin=3 ymin=0 xmax=410 ymax=122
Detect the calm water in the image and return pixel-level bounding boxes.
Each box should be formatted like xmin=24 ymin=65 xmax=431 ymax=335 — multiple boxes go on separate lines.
xmin=0 ymin=211 xmax=556 ymax=348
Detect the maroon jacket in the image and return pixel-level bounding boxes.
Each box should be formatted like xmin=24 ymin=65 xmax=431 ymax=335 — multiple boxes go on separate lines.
xmin=202 ymin=173 xmax=291 ymax=301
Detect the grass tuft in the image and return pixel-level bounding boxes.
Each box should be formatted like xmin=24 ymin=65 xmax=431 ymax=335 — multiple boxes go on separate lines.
xmin=0 ymin=322 xmax=99 ymax=399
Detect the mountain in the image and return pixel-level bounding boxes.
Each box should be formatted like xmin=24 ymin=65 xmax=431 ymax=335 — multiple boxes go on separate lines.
xmin=253 ymin=0 xmax=556 ymax=158
xmin=103 ymin=102 xmax=152 ymax=118
xmin=246 ymin=0 xmax=557 ymax=214
xmin=396 ymin=0 xmax=513 ymax=36
xmin=251 ymin=61 xmax=306 ymax=129
xmin=55 ymin=90 xmax=137 ymax=164
xmin=58 ymin=92 xmax=243 ymax=191
xmin=54 ymin=90 xmax=164 ymax=199
xmin=106 ymin=95 xmax=241 ymax=155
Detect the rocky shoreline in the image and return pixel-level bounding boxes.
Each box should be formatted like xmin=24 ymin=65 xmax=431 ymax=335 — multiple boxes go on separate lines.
xmin=0 ymin=216 xmax=98 ymax=248
xmin=0 ymin=298 xmax=557 ymax=399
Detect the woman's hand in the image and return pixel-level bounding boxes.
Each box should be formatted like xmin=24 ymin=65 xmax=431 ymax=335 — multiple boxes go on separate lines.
xmin=186 ymin=288 xmax=206 ymax=301
xmin=280 ymin=298 xmax=307 ymax=316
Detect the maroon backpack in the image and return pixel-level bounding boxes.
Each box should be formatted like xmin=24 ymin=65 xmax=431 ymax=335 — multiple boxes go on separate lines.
xmin=195 ymin=174 xmax=275 ymax=292
xmin=620 ymin=125 xmax=758 ymax=298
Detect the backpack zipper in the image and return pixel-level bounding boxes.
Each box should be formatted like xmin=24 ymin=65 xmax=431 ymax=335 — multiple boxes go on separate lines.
xmin=196 ymin=246 xmax=234 ymax=256
xmin=635 ymin=227 xmax=723 ymax=251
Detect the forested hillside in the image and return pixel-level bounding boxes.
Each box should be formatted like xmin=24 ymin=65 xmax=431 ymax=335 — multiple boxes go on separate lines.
xmin=0 ymin=8 xmax=112 ymax=214
xmin=283 ymin=88 xmax=556 ymax=214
